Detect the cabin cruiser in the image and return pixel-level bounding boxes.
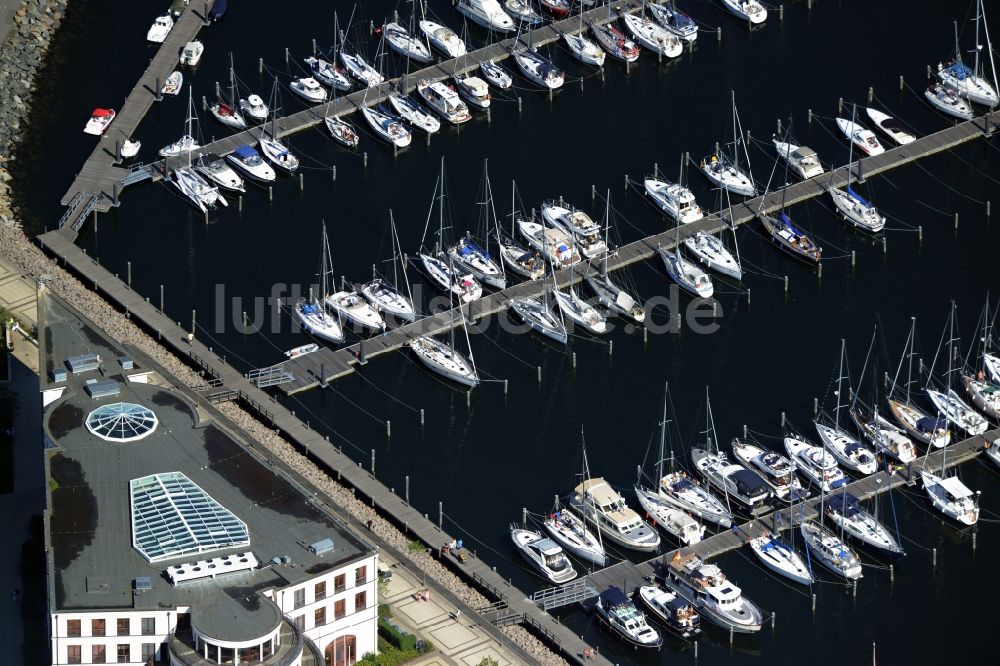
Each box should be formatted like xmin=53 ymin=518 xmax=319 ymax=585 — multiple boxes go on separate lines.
xmin=772 ymin=139 xmax=824 ymax=179
xmin=361 ymin=278 xmax=416 ymax=323
xmin=887 ymin=398 xmax=951 ymax=449
xmin=362 ymin=107 xmax=412 ymax=148
xmin=171 ymin=167 xmax=226 ymax=213
xmin=456 ymin=76 xmax=491 ymax=109
xmin=700 ymin=153 xmax=756 ymax=196
xmin=920 ymin=471 xmax=979 ymax=526
xmin=815 ymin=421 xmax=878 ymax=476
xmin=621 ymin=12 xmax=682 ymax=58
xmin=83 ymin=108 xmax=115 ymax=136
xmin=388 ymin=94 xmax=441 ymax=133
xmin=749 ymin=533 xmax=812 ymax=585
xmin=146 ymin=13 xmax=174 ymax=43
xmin=195 ymin=153 xmax=245 ymax=192
xmin=722 ymin=0 xmax=767 ymax=24
xmin=784 ymin=435 xmax=847 ymax=492
xmin=836 ymin=118 xmax=885 ymax=156
xmin=239 ymin=94 xmax=269 ymax=121
xmin=660 ymin=247 xmax=714 ymax=298
xmin=648 ymin=2 xmax=698 ymax=42
xmin=510 ymin=526 xmax=577 ymax=583
xmin=961 ymin=372 xmax=1000 ymax=420
xmin=416 ymin=81 xmax=471 ymax=124
xmin=382 ymin=22 xmax=433 ymax=63
xmin=226 ymin=145 xmax=276 ymax=182
xmin=325 ymin=116 xmax=360 ymax=148
xmin=294 ymin=299 xmax=344 ymax=344
xmin=683 ymin=232 xmax=742 ymax=281
xmin=927 ymin=387 xmax=988 ymax=435
xmin=663 ymin=554 xmax=762 ymax=633
xmin=409 ymin=336 xmax=478 ymax=387
xmin=339 ymin=51 xmax=384 ymax=87
xmin=829 ymin=187 xmax=886 ymax=233
xmin=690 ymin=448 xmax=770 ymax=512
xmin=644 ymin=178 xmax=703 ymax=224
xmin=585 ymin=274 xmax=645 ymax=324
xmin=480 ymin=60 xmax=513 ymax=89
xmin=419 ymin=253 xmax=483 ymax=302
xmin=180 ymin=40 xmax=204 ymax=67
xmin=456 ymin=0 xmax=516 ymax=33
xmin=730 ymin=439 xmax=808 ymax=502
xmin=513 ymin=48 xmax=564 ymax=89
xmin=799 ymin=522 xmax=863 ymax=580
xmin=591 ymin=23 xmax=640 ymax=63
xmin=448 ymin=233 xmax=505 ymax=289
xmin=636 ymin=585 xmax=701 ymax=639
xmin=658 ymin=470 xmax=732 ymax=527
xmin=259 ymin=134 xmax=299 ymax=173
xmin=849 ymin=406 xmax=917 ymax=463
xmin=594 ymin=588 xmax=662 ymax=649
xmin=496 ymin=234 xmax=544 ymax=279
xmin=924 ymin=82 xmax=974 ymax=119
xmin=511 ymin=296 xmax=567 ymax=344
xmin=290 ymin=77 xmax=328 ymax=104
xmin=325 ymin=290 xmax=386 ymax=332
xmin=209 ymin=101 xmax=247 ymax=130
xmin=937 ymin=60 xmax=999 ymax=107
xmin=158 ymin=134 xmax=199 ymax=158
xmin=542 ymin=506 xmax=606 ymax=566
xmin=517 ymin=218 xmax=581 ymax=267
xmin=554 ymin=287 xmax=607 ymax=335
xmin=824 ymin=492 xmax=904 ymax=558
xmin=161 ymin=70 xmax=183 ymax=96
xmin=570 ymin=478 xmax=660 ymax=551
xmin=541 ymin=200 xmax=606 ymax=260
xmin=633 ymin=486 xmax=704 ymax=545
xmin=303 ymin=57 xmax=352 ymax=91
xmin=865 ymin=108 xmax=916 ymax=145
xmin=563 ymin=32 xmax=606 ymax=67
xmin=419 ymin=20 xmax=467 ymax=58
xmin=757 ymin=212 xmax=822 ymax=264
xmin=504 ymin=0 xmax=545 ymax=25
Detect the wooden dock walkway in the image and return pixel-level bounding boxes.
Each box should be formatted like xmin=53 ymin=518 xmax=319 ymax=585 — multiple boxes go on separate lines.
xmin=273 ymin=112 xmax=995 ymax=395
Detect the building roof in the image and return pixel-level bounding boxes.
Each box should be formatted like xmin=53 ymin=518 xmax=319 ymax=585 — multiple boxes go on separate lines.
xmin=39 ymin=292 xmax=372 ymax=634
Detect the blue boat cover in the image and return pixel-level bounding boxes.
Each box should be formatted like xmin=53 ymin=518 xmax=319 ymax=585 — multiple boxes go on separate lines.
xmin=846 ymin=186 xmax=872 ymax=208
xmin=671 ymin=10 xmax=696 ymax=28
xmin=468 ymin=239 xmax=492 ymax=260
xmin=826 ymin=492 xmax=861 ymax=517
xmin=844 ymin=442 xmax=863 ymax=455
xmin=831 ymin=478 xmax=847 ymax=489
xmin=948 ymin=62 xmax=973 ymax=80
xmin=917 ymin=415 xmax=946 ymax=432
xmin=301 ymin=303 xmax=320 ymax=315
xmin=599 ymin=587 xmax=629 ymax=607
xmin=458 ymin=245 xmax=472 ymax=257
xmin=779 ymin=212 xmax=802 ymax=235
xmin=235 ymin=145 xmax=256 ymax=159
xmin=209 ymin=0 xmax=227 ymax=18
xmin=674 ymin=478 xmax=694 ymax=491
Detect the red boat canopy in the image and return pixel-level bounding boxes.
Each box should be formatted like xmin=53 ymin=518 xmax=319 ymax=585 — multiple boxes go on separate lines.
xmin=92 ymin=108 xmax=114 ymax=118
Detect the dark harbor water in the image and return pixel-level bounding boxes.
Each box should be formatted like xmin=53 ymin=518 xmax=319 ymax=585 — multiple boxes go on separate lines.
xmin=15 ymin=0 xmax=1000 ymax=663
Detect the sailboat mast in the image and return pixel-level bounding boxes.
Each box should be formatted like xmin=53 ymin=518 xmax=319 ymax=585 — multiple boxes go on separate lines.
xmin=438 ymin=157 xmax=445 ymax=253
xmin=731 ymin=89 xmax=739 ymax=170
xmin=835 ymin=338 xmax=845 ymax=429
xmin=981 ymin=0 xmax=1000 ymax=98
xmin=601 ymin=189 xmax=610 ymax=279
xmin=229 ymin=52 xmax=235 ymax=103
xmin=656 ymin=383 xmax=667 ymax=485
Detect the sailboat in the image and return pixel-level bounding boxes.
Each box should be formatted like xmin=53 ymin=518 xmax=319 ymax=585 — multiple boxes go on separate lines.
xmin=824 ymin=490 xmax=904 ymax=558
xmin=936 ymin=7 xmax=999 ymax=108
xmin=926 ymin=303 xmax=989 ymax=436
xmin=553 ymin=282 xmax=607 ymax=335
xmin=701 ymin=93 xmax=757 ymax=197
xmin=294 ymin=223 xmax=345 ymax=344
xmin=584 ymin=194 xmax=645 ymax=324
xmin=419 ymin=19 xmax=467 ymax=58
xmin=648 ymin=2 xmax=698 ymax=42
xmin=591 ymin=19 xmax=641 ymax=63
xmin=815 ymin=339 xmax=878 ymax=476
xmin=542 ymin=496 xmax=606 ymax=566
xmin=721 ymin=0 xmax=767 ymax=24
xmin=304 ymin=57 xmax=353 ymax=91
xmin=361 ymin=212 xmax=417 ymax=324
xmin=749 ymin=531 xmax=813 ymax=586
xmin=362 ymin=106 xmax=412 ymax=148
xmin=660 ymin=222 xmax=714 ymax=298
xmin=512 ymin=26 xmax=564 ymax=89
xmin=195 ymin=153 xmax=245 ymax=192
xmin=383 ymin=19 xmax=433 ymax=63
xmin=888 ymin=318 xmax=951 ymax=449
xmin=159 ymin=85 xmax=200 ymax=158
xmin=924 ymin=82 xmax=974 ymax=120
xmin=563 ymin=4 xmax=605 ymax=66
xmin=168 ymin=89 xmax=226 ymax=213
xmin=510 ymin=275 xmax=567 ymax=344
xmin=800 ymin=521 xmax=863 ymax=580
xmin=388 ymin=93 xmax=441 ymax=133
xmin=920 ymin=386 xmax=980 ymax=526
xmin=209 ymin=53 xmax=247 ymax=130
xmin=480 ymin=60 xmax=513 ymax=89
xmin=504 ymin=0 xmax=545 ymax=26
xmin=758 ymin=129 xmax=822 ymax=264
xmin=340 ymin=50 xmax=385 ymax=87
xmin=325 ymin=278 xmax=386 ymax=333
xmin=961 ymin=300 xmax=1000 ymax=420
xmin=447 ymin=165 xmax=506 ymax=290
xmin=259 ymin=78 xmax=299 ymax=174
xmin=497 ymin=181 xmax=545 ymax=280
xmin=621 ymin=10 xmax=682 ymax=58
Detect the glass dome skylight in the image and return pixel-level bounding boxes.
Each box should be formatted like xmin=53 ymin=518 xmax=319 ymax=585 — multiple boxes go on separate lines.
xmin=85 ymin=402 xmax=158 ymax=442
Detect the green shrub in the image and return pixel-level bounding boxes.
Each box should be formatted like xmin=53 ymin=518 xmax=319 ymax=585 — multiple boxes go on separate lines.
xmin=378 ymin=618 xmax=416 ymax=652
xmin=478 ymin=658 xmax=500 ymax=666
xmin=407 ymin=539 xmax=424 ymax=553
xmin=378 ymin=603 xmax=391 ymax=620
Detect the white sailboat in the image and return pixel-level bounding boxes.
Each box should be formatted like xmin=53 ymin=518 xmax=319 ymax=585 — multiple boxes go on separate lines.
xmin=325 ymin=282 xmax=387 ymax=333
xmin=456 ymin=0 xmax=516 ymax=32
xmin=159 ymin=86 xmax=200 ymax=158
xmin=563 ymin=32 xmax=606 ymax=67
xmin=660 ymin=235 xmax=714 ymax=299
xmin=926 ymin=303 xmax=989 ymax=436
xmin=721 ymin=0 xmax=766 ymax=24
xmin=480 ymin=60 xmax=513 ymax=89
xmin=304 ymin=56 xmax=352 ymax=91
xmin=824 ymin=490 xmax=904 ymax=558
xmin=210 ymin=53 xmax=248 ymax=130
xmin=340 ymin=50 xmax=385 ymax=87
xmin=294 ymin=223 xmax=345 ymax=345
xmin=388 ymin=93 xmax=441 ymax=133
xmin=621 ymin=11 xmax=682 ymax=58
xmin=513 ymin=47 xmax=564 ymax=89
xmin=924 ymin=82 xmax=974 ymax=120
xmin=419 ymin=20 xmax=467 ymax=58
xmin=259 ymin=79 xmax=299 ymax=174
xmin=962 ymin=301 xmax=1000 ymax=420
xmin=815 ymin=339 xmax=878 ymax=476
xmin=553 ymin=285 xmax=607 ymax=335
xmin=800 ymin=521 xmax=863 ymax=580
xmin=542 ymin=495 xmax=606 ymax=566
xmin=888 ymin=317 xmax=951 ymax=449
xmin=362 ymin=107 xmax=412 ymax=148
xmin=936 ymin=8 xmax=999 ymax=108
xmin=701 ymin=93 xmax=757 ymax=196
xmin=648 ymin=2 xmax=698 ymax=42
xmin=383 ymin=21 xmax=433 ymax=63
xmin=748 ymin=533 xmax=813 ymax=586
xmin=361 ymin=212 xmax=417 ymax=324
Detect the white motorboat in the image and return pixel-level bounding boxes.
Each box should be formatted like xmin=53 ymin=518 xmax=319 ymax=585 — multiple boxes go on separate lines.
xmin=925 ymin=82 xmax=974 ymax=119
xmin=179 ymin=40 xmax=204 ymax=67
xmin=325 ymin=116 xmax=360 ymax=149
xmin=927 ymin=388 xmax=988 ymax=436
xmin=325 ymin=290 xmax=386 ymax=333
xmin=664 ymin=554 xmax=762 ymax=633
xmin=570 ymin=478 xmax=660 ymax=551
xmin=772 ymin=139 xmax=824 ymax=179
xmin=285 ymin=343 xmax=319 ymax=359
xmin=362 ymin=107 xmax=412 ymax=148
xmin=659 ymin=471 xmax=733 ymax=527
xmin=784 ymin=435 xmax=847 ymax=492
xmin=171 ymin=167 xmax=226 ymax=213
xmin=815 ymin=422 xmax=877 ymax=476
xmin=554 ymin=287 xmax=607 ymax=335
xmin=542 ymin=505 xmax=606 ymax=566
xmin=700 ymin=153 xmax=756 ymax=196
xmin=749 ymin=533 xmax=813 ymax=586
xmin=147 ymin=13 xmax=173 ymax=43
xmin=938 ymin=59 xmax=998 ymax=107
xmin=259 ymin=134 xmax=299 ymax=173
xmin=829 ymin=187 xmax=886 ymax=233
xmin=594 ymin=588 xmax=662 ymax=649
xmin=633 ymin=486 xmax=704 ymax=545
xmin=799 ymin=522 xmax=863 ymax=580
xmin=721 ymin=0 xmax=767 ymax=24
xmin=83 ymin=108 xmax=115 ymax=136
xmin=824 ymin=492 xmax=904 ymax=558
xmin=496 ymin=233 xmax=544 ymax=279
xmin=419 ymin=253 xmax=483 ymax=302
xmin=409 ymin=335 xmax=479 ymax=387
xmin=480 ymin=60 xmax=513 ymax=89
xmin=419 ymin=20 xmax=467 ymax=58
xmin=159 ymin=134 xmax=198 ymax=158
xmin=512 ymin=48 xmax=564 ymax=89
xmin=888 ymin=398 xmax=950 ymax=449
xmin=511 ymin=295 xmax=567 ymax=344
xmin=239 ymin=94 xmax=269 ymax=121
xmin=455 ymin=76 xmax=491 ymax=109
xmin=690 ymin=448 xmax=771 ymax=512
xmin=304 ymin=57 xmax=352 ymax=91
xmin=591 ymin=22 xmax=640 ymax=63
xmin=388 ymin=94 xmax=441 ymax=133
xmin=226 ymin=144 xmax=275 ymax=182
xmin=290 ymin=77 xmax=328 ymax=104
xmin=195 ymin=154 xmax=245 ymax=192
xmin=962 ymin=373 xmax=1000 ymax=420
xmin=339 ymin=51 xmax=385 ymax=87
xmin=660 ymin=247 xmax=714 ymax=298
xmin=730 ymin=439 xmax=808 ymax=502
xmin=849 ymin=406 xmax=917 ymax=464
xmin=382 ymin=22 xmax=433 ymax=63
xmin=504 ymin=0 xmax=545 ymax=25
xmin=636 ymin=585 xmax=701 ymax=639
xmin=836 ymin=118 xmax=885 ymax=156
xmin=415 ymin=81 xmax=471 ymax=124
xmin=517 ymin=218 xmax=581 ymax=267
xmin=683 ymin=231 xmax=742 ymax=281
xmin=119 ymin=140 xmax=141 ymax=159
xmin=585 ymin=274 xmax=645 ymax=324
xmin=563 ymin=32 xmax=606 ymax=67
xmin=644 ymin=178 xmax=703 ymax=224
xmin=510 ymin=526 xmax=577 ymax=583
xmin=456 ymin=0 xmax=516 ymax=33
xmin=448 ymin=234 xmax=505 ymax=289
xmin=541 ymin=200 xmax=607 ymax=259
xmin=648 ymin=2 xmax=698 ymax=42
xmin=161 ymin=70 xmax=183 ymax=96
xmin=621 ymin=12 xmax=682 ymax=58
xmin=921 ymin=470 xmax=978 ymax=526
xmin=361 ymin=278 xmax=416 ymax=323
xmin=209 ymin=101 xmax=247 ymax=130
xmin=865 ymin=108 xmax=916 ymax=145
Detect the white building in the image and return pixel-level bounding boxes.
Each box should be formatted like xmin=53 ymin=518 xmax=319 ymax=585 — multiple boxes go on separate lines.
xmin=40 ymin=293 xmax=378 ymax=665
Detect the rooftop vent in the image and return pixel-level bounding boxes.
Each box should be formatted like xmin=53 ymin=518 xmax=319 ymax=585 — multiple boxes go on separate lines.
xmin=308 ymin=538 xmax=335 ymax=556
xmin=85 ymin=379 xmax=120 ymax=399
xmin=118 ymin=356 xmax=134 ymax=370
xmin=166 ymin=552 xmax=259 ymax=586
xmin=134 ymin=577 xmax=152 ymax=592
xmin=66 ymin=353 xmax=100 ymax=374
